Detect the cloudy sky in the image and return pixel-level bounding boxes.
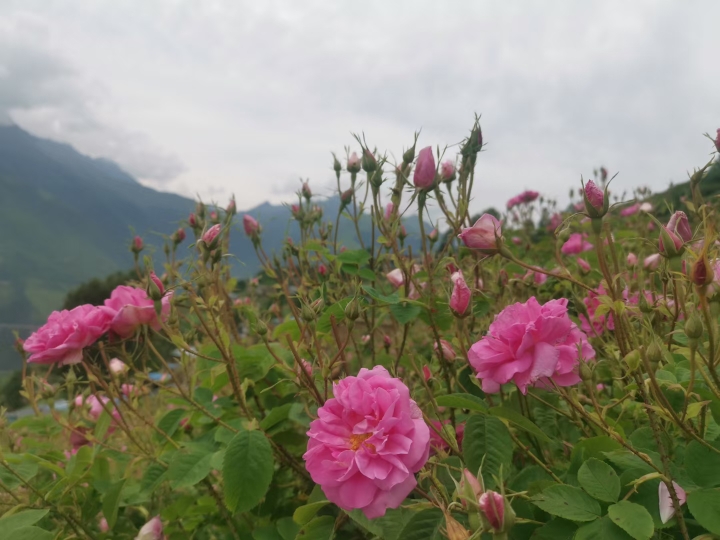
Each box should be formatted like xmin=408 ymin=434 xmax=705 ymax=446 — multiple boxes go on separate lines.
xmin=1 ymin=1 xmax=719 ymax=215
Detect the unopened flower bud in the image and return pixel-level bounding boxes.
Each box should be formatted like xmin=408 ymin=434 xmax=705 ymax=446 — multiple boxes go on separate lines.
xmin=131 ymin=236 xmax=144 ymax=254
xmin=301 ymin=303 xmax=316 ymax=322
xmin=226 ymin=197 xmax=236 ymax=216
xmin=582 ymin=179 xmax=608 ymax=219
xmin=254 ymin=319 xmax=268 ymax=337
xmin=478 ymin=491 xmax=506 ymax=532
xmin=422 ymin=365 xmax=432 ymax=382
xmin=440 ymin=160 xmax=456 ymax=182
xmin=243 ymin=215 xmax=260 ymax=237
xmin=444 ymin=512 xmax=471 ymax=540
xmin=173 ymin=228 xmax=186 ymax=244
xmin=685 ymin=312 xmax=704 ymax=340
xmin=402 ymin=140 xmax=416 ymax=165
xmin=340 ymin=188 xmax=353 ymax=208
xmin=623 ymin=349 xmax=641 ymax=371
xmin=302 ymin=181 xmax=312 ymax=200
xmin=344 ymin=297 xmax=360 ymax=321
xmin=579 ymin=361 xmax=593 ymax=382
xmin=691 ymin=255 xmax=714 ymax=287
xmin=460 ymin=468 xmax=483 ymax=508
xmin=647 ymin=340 xmax=663 ymax=366
xmin=147 ymin=272 xmax=164 ymax=301
xmin=202 ymin=224 xmax=221 ymax=249
xmin=347 ymin=152 xmax=361 ymax=173
xmin=413 ymin=146 xmax=436 ymax=190
xmin=361 ymin=149 xmax=377 ymax=173
xmin=188 ymin=213 xmax=198 ymax=228
xmin=311 ymin=298 xmax=324 ymax=316
xmin=332 ymin=153 xmax=342 ymax=174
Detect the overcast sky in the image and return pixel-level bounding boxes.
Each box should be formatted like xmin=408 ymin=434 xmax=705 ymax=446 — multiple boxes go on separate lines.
xmin=1 ymin=1 xmax=719 ymax=216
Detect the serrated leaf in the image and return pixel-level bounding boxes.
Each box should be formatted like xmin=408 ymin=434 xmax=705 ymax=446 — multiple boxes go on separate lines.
xmin=102 ymin=478 xmax=125 ymax=529
xmin=607 ymin=501 xmax=654 ymax=540
xmin=686 ymin=440 xmax=720 ymax=488
xmin=293 ymin=501 xmax=329 ymax=525
xmin=397 ymin=508 xmax=444 ymax=540
xmin=223 ymin=430 xmax=274 ymax=512
xmin=167 ymin=448 xmax=213 ymax=489
xmin=532 ymin=485 xmax=601 ymax=522
xmin=337 ymin=249 xmax=370 ymax=266
xmin=578 ymin=458 xmax=620 ymax=502
xmin=0 ymin=509 xmax=49 ymax=534
xmin=157 ymin=409 xmax=186 ymax=440
xmin=575 ymin=517 xmax=634 ymax=539
xmin=261 ymin=404 xmax=294 ymax=431
xmin=0 ymin=458 xmax=39 ymax=489
xmin=295 ymin=515 xmax=334 ymax=540
xmin=435 ymin=393 xmax=488 ymax=412
xmin=362 ymin=285 xmax=399 ymax=304
xmin=489 ymin=405 xmax=551 ymax=443
xmin=8 ymin=527 xmax=53 ymax=540
xmin=347 ymin=507 xmax=414 ymax=540
xmin=462 ymin=414 xmax=513 ymax=489
xmin=140 ymin=462 xmax=167 ymax=493
xmin=389 ymin=302 xmax=422 ymax=325
xmin=687 ymin=488 xmax=720 ymax=534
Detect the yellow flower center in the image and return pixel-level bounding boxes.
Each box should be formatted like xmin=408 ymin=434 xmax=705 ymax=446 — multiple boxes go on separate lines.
xmin=349 ymin=433 xmax=373 ymax=451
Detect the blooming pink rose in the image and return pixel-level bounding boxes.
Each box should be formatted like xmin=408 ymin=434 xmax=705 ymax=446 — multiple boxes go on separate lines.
xmin=620 ymin=203 xmax=640 ymax=217
xmin=659 ymin=481 xmax=686 ymax=524
xmin=434 ymin=339 xmax=456 ymax=361
xmin=413 ymin=146 xmax=436 ymax=189
xmin=458 ymin=214 xmax=502 ymax=255
xmin=429 ymin=419 xmax=464 ymax=454
xmin=468 ymin=297 xmax=595 ymax=394
xmin=136 ymin=516 xmax=164 ymax=540
xmin=561 ymin=233 xmax=594 ymax=255
xmin=24 ymin=305 xmax=111 ymax=365
xmin=577 ymin=258 xmax=591 ymax=273
xmin=479 ymin=491 xmax=505 ymax=531
xmin=243 ymin=215 xmax=260 ymax=236
xmin=583 ymin=180 xmax=604 ymax=213
xmin=450 ymin=272 xmax=471 ymax=316
xmin=440 ymin=160 xmax=456 ymax=182
xmin=102 ymin=286 xmax=172 ymax=339
xmin=202 ymin=224 xmax=221 ymax=246
xmin=507 ymin=190 xmax=539 ymax=209
xmin=627 ymin=252 xmax=638 ymax=266
xmin=303 ymin=366 xmax=430 ymax=518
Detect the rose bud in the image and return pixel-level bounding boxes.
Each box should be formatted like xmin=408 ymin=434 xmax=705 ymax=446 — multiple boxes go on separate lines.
xmin=188 ymin=213 xmax=198 ymax=228
xmin=136 ymin=516 xmax=164 ymax=540
xmin=422 ymin=365 xmax=432 ymax=382
xmin=449 ymin=271 xmax=471 ymax=317
xmin=173 ymin=228 xmax=186 ymax=244
xmin=340 ymin=188 xmax=353 ymax=208
xmin=384 ymin=203 xmax=395 ymax=220
xmin=201 ymin=224 xmax=221 ymax=249
xmin=582 ymin=179 xmax=608 ymax=218
xmin=434 ymin=339 xmax=456 ymax=361
xmin=691 ymin=254 xmax=714 ymax=287
xmin=347 ymin=151 xmax=361 ymax=173
xmin=226 ymin=197 xmax=236 ymax=215
xmin=460 ymin=468 xmax=483 ymax=508
xmin=658 ymin=226 xmax=684 ymax=258
xmin=715 ymin=128 xmax=720 ymax=153
xmin=243 ymin=215 xmax=260 ymax=237
xmin=131 ymin=236 xmax=144 ymax=254
xmin=361 ymin=148 xmax=377 ymax=173
xmin=577 ymin=258 xmax=591 ymax=274
xmin=318 ymin=263 xmax=327 ymax=277
xmin=413 ymin=146 xmax=436 ymax=189
xmin=667 ymin=211 xmax=692 ymax=243
xmin=479 ymin=491 xmax=511 ymax=533
xmin=109 ymin=358 xmax=128 ymax=375
xmin=627 ymin=252 xmax=638 ymax=266
xmin=644 ymin=253 xmax=661 ymax=270
xmin=440 ymin=160 xmax=456 ymax=182
xmin=458 ymin=214 xmax=502 ymax=255
xmin=302 ymin=181 xmax=312 ymax=199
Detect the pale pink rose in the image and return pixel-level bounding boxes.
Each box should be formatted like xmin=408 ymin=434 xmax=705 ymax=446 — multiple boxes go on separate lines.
xmin=639 ymin=202 xmax=653 ymax=212
xmin=620 ymin=203 xmax=640 ymax=217
xmin=413 ymin=146 xmax=436 ymax=189
xmin=135 ymin=516 xmax=164 ymax=540
xmin=707 ymin=259 xmax=720 ymax=296
xmin=361 ymin=335 xmax=371 ymax=344
xmin=561 ymin=233 xmax=593 ymax=255
xmin=458 ymin=214 xmax=502 ymax=254
xmin=659 ymin=481 xmax=686 ymax=524
xmin=476 ymin=277 xmax=484 ymax=290
xmin=297 ymin=359 xmax=314 ymax=380
xmin=429 ymin=419 xmax=464 ymax=454
xmin=109 ymin=358 xmax=128 ymax=375
xmin=450 ymin=272 xmax=471 ymax=316
xmin=386 ymin=268 xmax=405 ymax=288
xmin=202 ymin=224 xmax=221 ymax=246
xmin=440 ymin=160 xmax=456 ymax=182
xmin=434 ymin=339 xmax=456 ymax=361
xmin=24 ymin=305 xmax=111 ymax=365
xmin=303 ymin=366 xmax=430 ymax=518
xmin=468 ymin=297 xmax=595 ymax=394
xmin=644 ymin=253 xmax=661 ymax=270
xmin=347 ymin=151 xmax=361 ymax=171
xmin=627 ymin=253 xmax=638 ymax=266
xmin=102 ymin=286 xmax=172 ymax=339
xmin=479 ymin=491 xmax=505 ymax=531
xmin=243 ymin=215 xmax=260 ymax=236
xmin=511 ymin=236 xmax=522 ymax=245
xmin=577 ymin=258 xmax=591 ymax=273
xmin=596 ymin=383 xmax=605 ymax=391
xmin=524 ymin=270 xmax=548 ymax=285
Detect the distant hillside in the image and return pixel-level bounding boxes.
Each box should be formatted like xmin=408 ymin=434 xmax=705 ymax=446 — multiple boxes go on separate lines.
xmin=0 ymin=125 xmax=426 ymax=370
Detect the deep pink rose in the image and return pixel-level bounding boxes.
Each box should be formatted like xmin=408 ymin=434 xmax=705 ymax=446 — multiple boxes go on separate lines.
xmin=450 ymin=271 xmax=471 ymax=316
xmin=303 ymin=366 xmax=430 ymax=518
xmin=583 ymin=180 xmax=604 ymax=212
xmin=243 ymin=215 xmax=260 ymax=236
xmin=102 ymin=286 xmax=172 ymax=339
xmin=202 ymin=224 xmax=221 ymax=246
xmin=413 ymin=146 xmax=436 ymax=189
xmin=561 ymin=233 xmax=593 ymax=255
xmin=479 ymin=491 xmax=505 ymax=531
xmin=547 ymin=212 xmax=563 ymax=232
xmin=24 ymin=305 xmax=111 ymax=365
xmin=468 ymin=297 xmax=595 ymax=394
xmin=458 ymin=214 xmax=502 ymax=254
xmin=506 ymin=190 xmax=539 ymax=209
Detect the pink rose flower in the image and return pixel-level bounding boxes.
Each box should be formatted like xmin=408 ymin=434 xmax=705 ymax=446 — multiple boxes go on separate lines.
xmin=386 ymin=268 xmax=405 ymax=288
xmin=109 ymin=358 xmax=128 ymax=375
xmin=523 ymin=270 xmax=548 ymax=285
xmin=202 ymin=224 xmax=221 ymax=246
xmin=561 ymin=233 xmax=594 ymax=255
xmin=547 ymin=212 xmax=563 ymax=232
xmin=136 ymin=516 xmax=164 ymax=540
xmin=24 ymin=305 xmax=111 ymax=365
xmin=422 ymin=365 xmax=432 ymax=382
xmin=458 ymin=214 xmax=502 ymax=255
xmin=347 ymin=151 xmax=361 ymax=172
xmin=627 ymin=252 xmax=638 ymax=266
xmin=450 ymin=271 xmax=471 ymax=316
xmin=102 ymin=286 xmax=172 ymax=339
xmin=479 ymin=491 xmax=505 ymax=531
xmin=583 ymin=180 xmax=604 ymax=213
xmin=659 ymin=481 xmax=686 ymax=524
xmin=413 ymin=146 xmax=436 ymax=189
xmin=468 ymin=297 xmax=595 ymax=394
xmin=506 ymin=190 xmax=539 ymax=209
xmin=99 ymin=517 xmax=109 ymax=533
xmin=303 ymin=366 xmax=430 ymax=518
xmin=243 ymin=215 xmax=260 ymax=236
xmin=620 ymin=203 xmax=640 ymax=217
xmin=577 ymin=258 xmax=591 ymax=273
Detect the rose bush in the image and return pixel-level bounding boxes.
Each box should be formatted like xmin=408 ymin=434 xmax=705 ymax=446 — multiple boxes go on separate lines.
xmin=2 ymin=118 xmax=720 ymax=539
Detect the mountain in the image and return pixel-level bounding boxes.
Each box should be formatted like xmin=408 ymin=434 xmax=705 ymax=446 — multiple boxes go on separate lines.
xmin=0 ymin=125 xmax=426 ymax=370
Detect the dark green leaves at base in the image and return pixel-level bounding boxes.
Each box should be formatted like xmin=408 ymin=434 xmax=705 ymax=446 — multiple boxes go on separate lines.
xmin=223 ymin=430 xmax=274 ymax=513
xmin=578 ymin=458 xmax=620 ymax=502
xmin=532 ymin=485 xmax=601 ymax=522
xmin=607 ymin=501 xmax=654 ymax=540
xmin=397 ymin=508 xmax=444 ymax=540
xmin=575 ymin=517 xmax=634 ymax=539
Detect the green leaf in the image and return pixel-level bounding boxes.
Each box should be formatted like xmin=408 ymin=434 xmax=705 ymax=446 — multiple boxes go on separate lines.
xmin=167 ymin=447 xmax=214 ymax=489
xmin=316 ymin=299 xmax=350 ymax=333
xmin=0 ymin=509 xmax=49 ymax=534
xmin=277 ymin=517 xmax=301 ymax=540
xmin=347 ymin=507 xmax=414 ymax=540
xmin=7 ymin=527 xmax=53 ymax=540
xmin=397 ymin=508 xmax=444 ymax=540
xmin=94 ymin=409 xmax=112 ymax=441
xmin=102 ymin=478 xmax=126 ymax=529
xmin=0 ymin=458 xmax=39 ymax=489
xmin=390 ymin=302 xmax=422 ymax=325
xmin=607 ymin=501 xmax=654 ymax=540
xmin=293 ymin=500 xmax=329 ymax=525
xmin=261 ymin=403 xmax=294 ymax=431
xmin=157 ymin=408 xmax=186 ymax=440
xmin=529 ymin=518 xmax=577 ymax=539
xmin=140 ymin=462 xmax=167 ymax=493
xmin=686 ymin=440 xmax=720 ymax=488
xmin=435 ymin=393 xmax=488 ymax=412
xmin=223 ymin=430 xmax=274 ymax=512
xmin=489 ymin=405 xmax=552 ymax=444
xmin=575 ymin=517 xmax=634 ymax=539
xmin=571 ymin=436 xmax=622 ymax=465
xmin=603 ymin=450 xmax=656 ymax=473
xmin=578 ymin=458 xmax=621 ymax=502
xmin=295 ymin=515 xmax=334 ymax=540
xmin=462 ymin=414 xmax=513 ymax=490
xmin=337 ymin=249 xmax=370 ymax=266
xmin=532 ymin=485 xmax=602 ymax=522
xmin=273 ymin=319 xmax=302 ymax=341
xmin=362 ymin=285 xmax=399 ymax=304
xmin=687 ymin=488 xmax=720 ymax=534
xmin=357 ymin=268 xmax=377 ymax=281
xmin=236 ymin=344 xmax=277 ymax=382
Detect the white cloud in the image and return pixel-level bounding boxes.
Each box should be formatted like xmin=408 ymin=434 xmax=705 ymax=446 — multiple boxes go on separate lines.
xmin=0 ymin=0 xmax=718 ymax=212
